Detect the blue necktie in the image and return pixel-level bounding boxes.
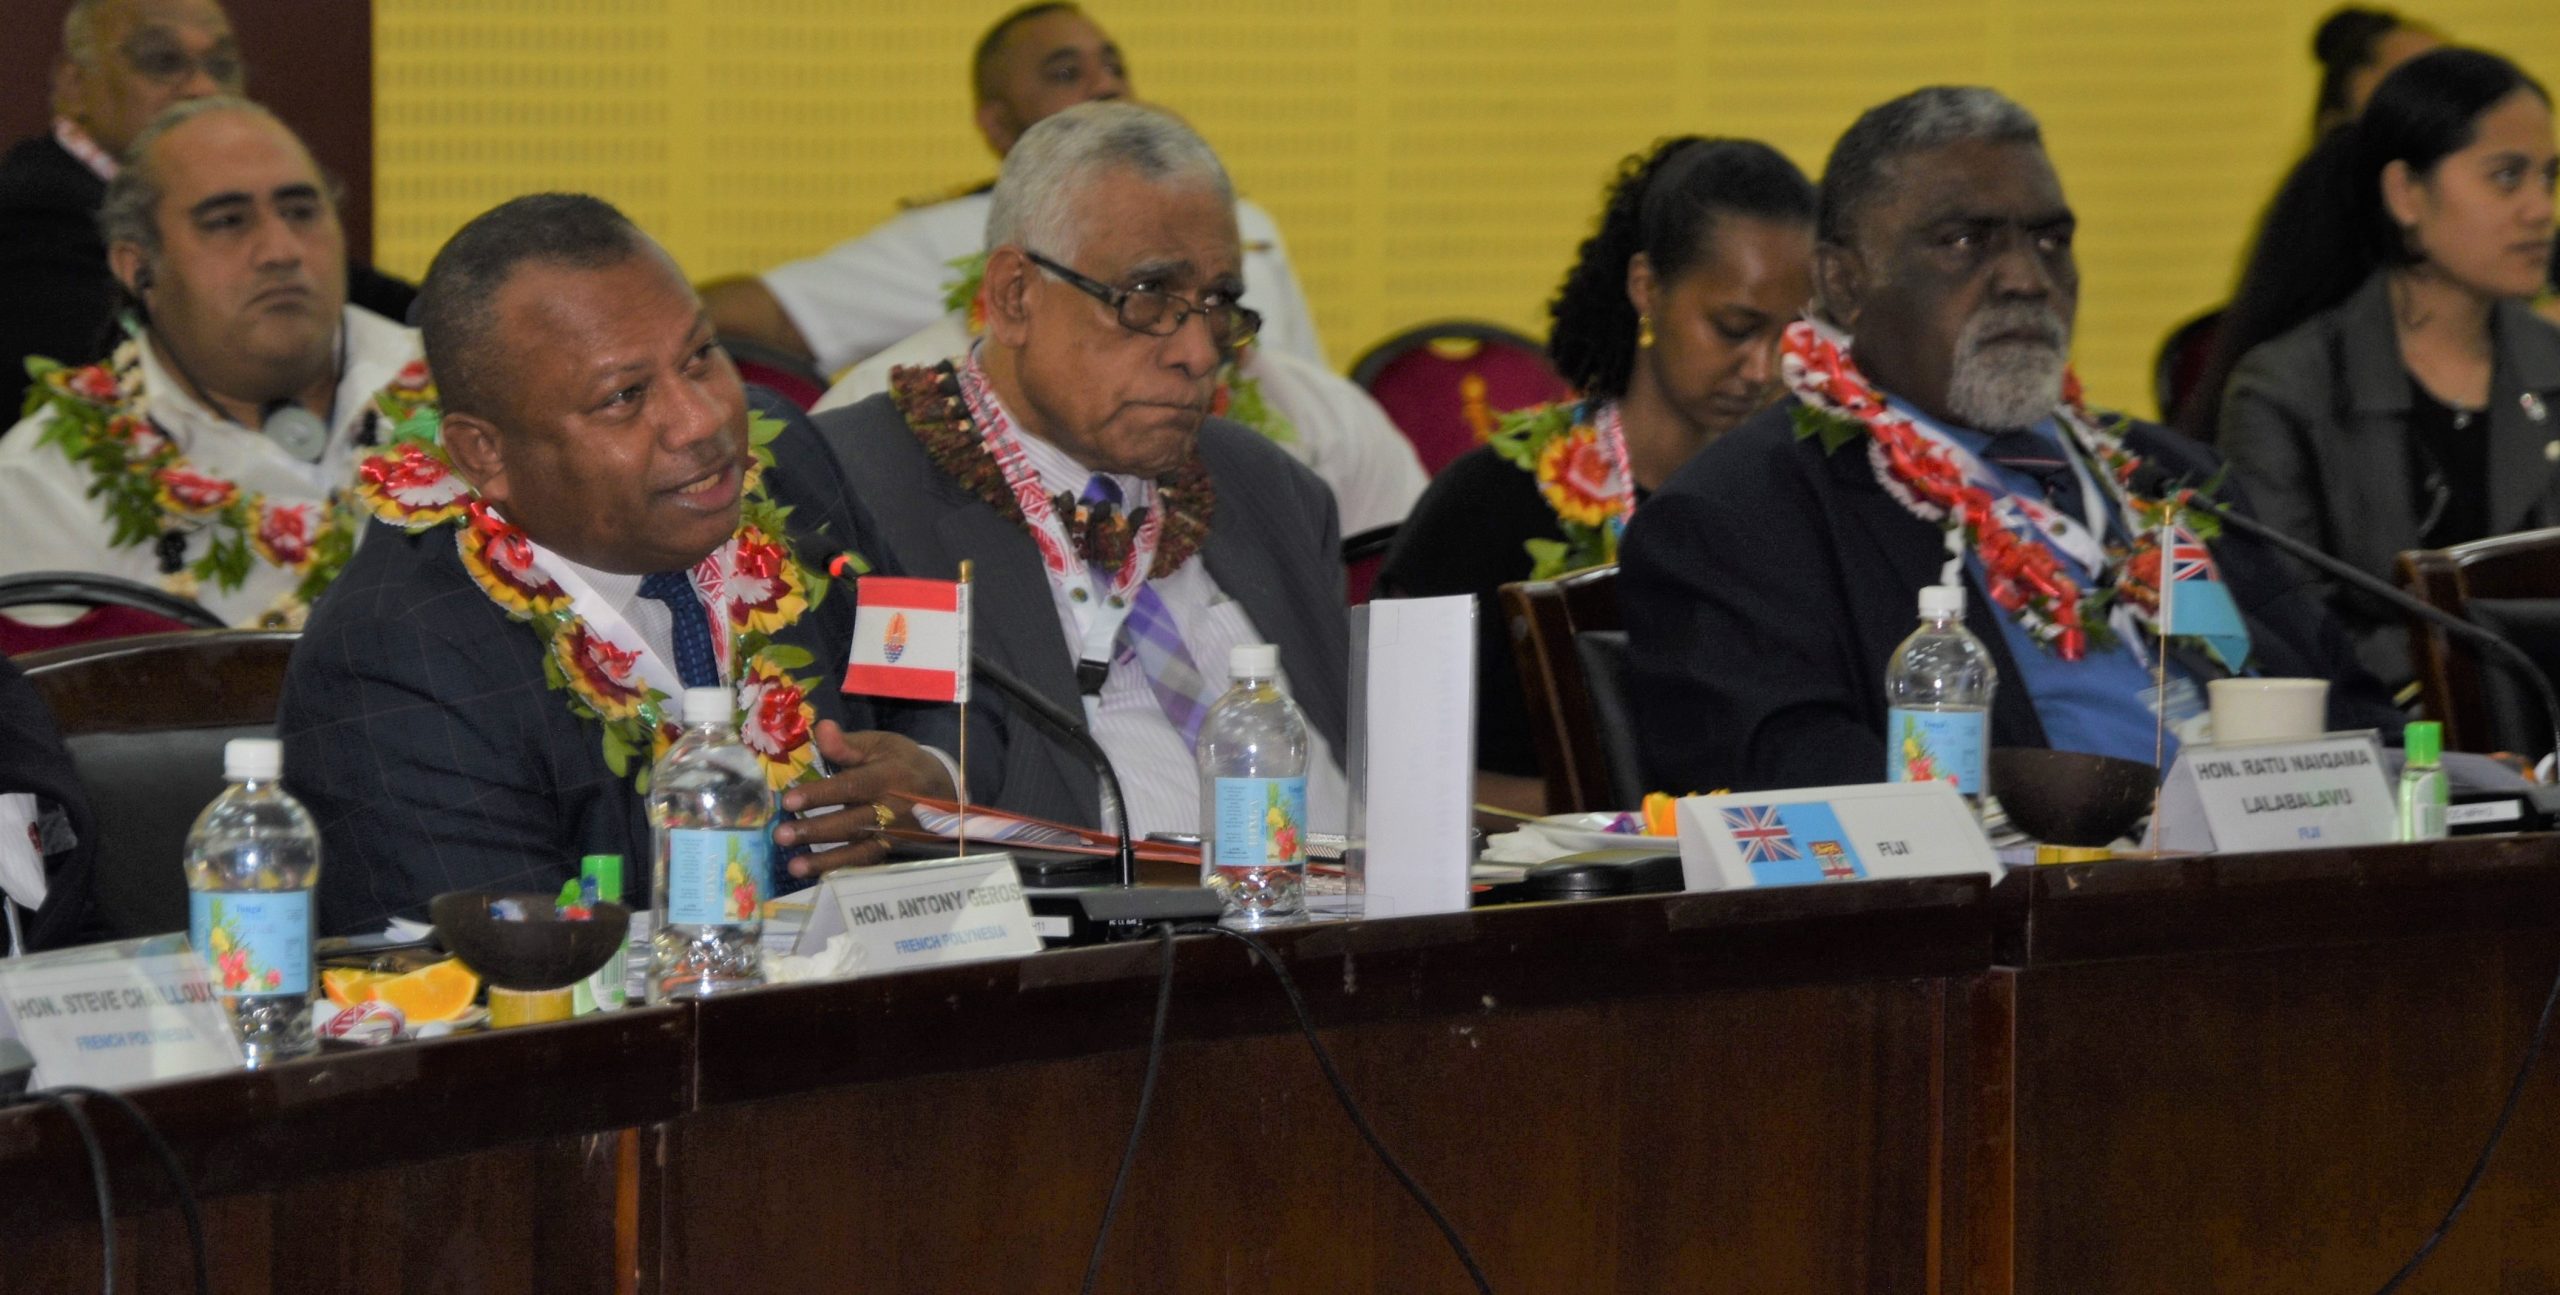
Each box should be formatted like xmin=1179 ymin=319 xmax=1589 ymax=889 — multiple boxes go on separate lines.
xmin=637 ymin=570 xmax=719 ymax=689
xmin=1981 ymin=430 xmax=2089 ymax=524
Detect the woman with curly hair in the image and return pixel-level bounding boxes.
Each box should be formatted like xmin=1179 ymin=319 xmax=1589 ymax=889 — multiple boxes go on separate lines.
xmin=1378 ymin=136 xmax=1814 ymax=814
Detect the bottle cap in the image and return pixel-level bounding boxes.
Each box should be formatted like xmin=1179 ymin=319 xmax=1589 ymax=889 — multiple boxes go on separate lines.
xmin=2405 ymin=720 xmax=2442 ymax=766
xmin=682 ymin=686 xmax=733 ymax=725
xmin=1918 ymin=584 xmax=1966 ymax=618
xmin=224 ymin=737 xmax=282 ymax=781
xmin=1229 ymin=643 xmax=1279 ymax=679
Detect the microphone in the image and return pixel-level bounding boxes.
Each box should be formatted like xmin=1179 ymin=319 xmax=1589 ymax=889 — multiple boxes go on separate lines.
xmin=2130 ymin=462 xmax=2560 ymax=764
xmin=967 ymin=652 xmax=1223 ymax=941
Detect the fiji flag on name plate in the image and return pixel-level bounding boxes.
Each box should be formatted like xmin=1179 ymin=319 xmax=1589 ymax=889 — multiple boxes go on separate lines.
xmin=1719 ymin=801 xmax=1867 ymax=887
xmin=843 ymin=576 xmax=970 ymax=703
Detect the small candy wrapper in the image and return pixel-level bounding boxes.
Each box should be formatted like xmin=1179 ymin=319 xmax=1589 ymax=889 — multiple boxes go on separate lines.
xmin=317 ymin=998 xmax=406 ymax=1046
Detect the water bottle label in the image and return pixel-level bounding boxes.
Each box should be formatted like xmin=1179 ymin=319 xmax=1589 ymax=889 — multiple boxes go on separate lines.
xmin=189 ymin=892 xmax=310 ymax=997
xmin=1887 ymin=708 xmax=1986 ymax=796
xmin=666 ymin=828 xmax=768 ymax=926
xmin=1212 ymin=777 xmax=1308 ymax=867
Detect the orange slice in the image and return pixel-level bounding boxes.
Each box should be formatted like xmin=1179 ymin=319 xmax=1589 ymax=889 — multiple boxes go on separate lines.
xmin=322 ymin=967 xmax=396 ymax=1008
xmin=362 ymin=959 xmax=482 ymax=1023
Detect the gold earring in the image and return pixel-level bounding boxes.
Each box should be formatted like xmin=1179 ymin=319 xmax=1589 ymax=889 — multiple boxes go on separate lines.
xmin=1638 ymin=313 xmax=1655 ymax=349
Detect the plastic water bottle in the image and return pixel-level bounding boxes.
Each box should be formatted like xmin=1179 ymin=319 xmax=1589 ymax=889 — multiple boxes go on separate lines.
xmin=1198 ymin=644 xmax=1311 ymax=928
xmin=648 ymin=687 xmax=771 ymax=1001
xmin=2398 ymin=720 xmax=2449 ymax=842
xmin=183 ymin=738 xmax=319 ymax=1065
xmin=1885 ymin=584 xmax=1997 ymax=809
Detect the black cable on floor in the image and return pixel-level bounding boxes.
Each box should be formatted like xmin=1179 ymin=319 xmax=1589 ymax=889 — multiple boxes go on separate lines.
xmin=2373 ymin=950 xmax=2560 ymax=1293
xmin=1080 ymin=922 xmax=1180 ymax=1295
xmin=21 ymin=1089 xmax=115 ymax=1294
xmin=1186 ymin=923 xmax=1494 ymax=1295
xmin=53 ymin=1085 xmax=211 ymax=1295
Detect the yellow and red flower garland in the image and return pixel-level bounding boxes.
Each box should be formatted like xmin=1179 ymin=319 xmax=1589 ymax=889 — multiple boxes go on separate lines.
xmin=26 ymin=344 xmax=437 ymax=626
xmin=1487 ymin=399 xmax=1632 ymax=580
xmin=354 ymin=408 xmax=828 ymax=792
xmin=1780 ymin=320 xmax=2217 ymax=661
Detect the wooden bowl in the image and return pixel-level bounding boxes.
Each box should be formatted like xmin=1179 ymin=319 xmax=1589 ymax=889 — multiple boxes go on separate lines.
xmin=429 ymin=891 xmax=630 ymax=992
xmin=1990 ymin=748 xmax=2158 ymax=847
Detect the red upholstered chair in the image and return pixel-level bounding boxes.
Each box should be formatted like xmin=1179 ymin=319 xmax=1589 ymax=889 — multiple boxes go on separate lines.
xmin=0 ymin=572 xmax=221 ymax=657
xmin=2153 ymin=306 xmax=2225 ymax=428
xmin=720 ymin=336 xmax=829 ymax=411
xmin=1341 ymin=524 xmax=1397 ymax=607
xmin=1351 ymin=321 xmax=1571 ymax=476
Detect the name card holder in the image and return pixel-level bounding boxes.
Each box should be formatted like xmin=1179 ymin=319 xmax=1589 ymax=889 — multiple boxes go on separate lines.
xmin=2147 ymin=732 xmax=2395 ymax=855
xmin=0 ymin=935 xmax=244 ymax=1090
xmin=790 ymin=853 xmax=1043 ymax=979
xmin=1675 ymin=781 xmax=1996 ymax=891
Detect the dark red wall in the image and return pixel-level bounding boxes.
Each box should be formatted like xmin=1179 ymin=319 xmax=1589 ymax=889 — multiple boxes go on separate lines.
xmin=0 ymin=1 xmax=375 ymax=260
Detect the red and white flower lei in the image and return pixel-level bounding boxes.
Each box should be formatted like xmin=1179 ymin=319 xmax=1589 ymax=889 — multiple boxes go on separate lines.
xmin=354 ymin=409 xmax=828 ymax=792
xmin=1780 ymin=319 xmax=2215 ymax=661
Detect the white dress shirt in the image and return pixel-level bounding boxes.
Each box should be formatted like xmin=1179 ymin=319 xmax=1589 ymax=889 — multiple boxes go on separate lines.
xmin=817 ymin=317 xmax=1425 ymax=536
xmin=761 ymin=191 xmax=1326 ymax=376
xmin=0 ymin=306 xmax=421 ymax=626
xmin=979 ymin=385 xmax=1347 ymax=839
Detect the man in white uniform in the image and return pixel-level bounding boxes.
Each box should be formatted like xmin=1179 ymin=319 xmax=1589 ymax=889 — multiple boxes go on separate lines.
xmin=0 ymin=98 xmax=420 ymax=627
xmin=701 ymin=2 xmax=1324 ymax=377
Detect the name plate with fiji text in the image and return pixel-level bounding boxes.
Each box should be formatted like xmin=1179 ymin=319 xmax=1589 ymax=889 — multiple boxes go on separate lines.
xmin=1675 ymin=781 xmax=1996 ymax=891
xmin=2147 ymin=732 xmax=2395 ymax=855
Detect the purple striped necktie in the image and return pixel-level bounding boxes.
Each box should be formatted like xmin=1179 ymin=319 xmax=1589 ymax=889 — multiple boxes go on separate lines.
xmin=1082 ymin=475 xmax=1219 ymax=744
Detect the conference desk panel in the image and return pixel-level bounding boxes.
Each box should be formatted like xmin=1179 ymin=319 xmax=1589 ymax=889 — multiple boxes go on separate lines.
xmin=1999 ymin=836 xmax=2560 ymax=1295
xmin=668 ymin=876 xmax=1996 ymax=1293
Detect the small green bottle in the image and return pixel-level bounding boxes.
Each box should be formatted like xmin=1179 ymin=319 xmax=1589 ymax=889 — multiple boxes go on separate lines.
xmin=2397 ymin=722 xmax=2449 ymax=842
xmin=573 ymin=854 xmax=630 ymax=1013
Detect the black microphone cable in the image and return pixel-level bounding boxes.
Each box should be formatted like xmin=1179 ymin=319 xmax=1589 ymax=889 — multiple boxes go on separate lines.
xmin=1080 ymin=922 xmax=1494 ymax=1294
xmin=18 ymin=1084 xmax=214 ymax=1295
xmin=19 ymin=1089 xmax=113 ymax=1293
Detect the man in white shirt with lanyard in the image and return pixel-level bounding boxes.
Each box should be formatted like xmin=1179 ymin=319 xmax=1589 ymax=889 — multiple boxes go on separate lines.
xmin=812 ymin=102 xmax=1351 ymax=841
xmin=0 ymin=97 xmax=419 ymax=629
xmin=701 ymin=2 xmax=1324 ymax=379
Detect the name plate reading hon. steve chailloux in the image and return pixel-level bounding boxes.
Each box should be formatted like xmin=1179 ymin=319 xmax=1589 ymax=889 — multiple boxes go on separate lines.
xmin=1674 ymin=781 xmax=1996 ymax=891
xmin=789 ymin=853 xmax=1043 ymax=979
xmin=0 ymin=935 xmax=244 ymax=1090
xmin=2146 ymin=732 xmax=2395 ymax=855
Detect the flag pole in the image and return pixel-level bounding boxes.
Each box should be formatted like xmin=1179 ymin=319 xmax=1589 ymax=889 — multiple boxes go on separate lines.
xmin=956 ymin=560 xmax=973 ymax=858
xmin=2147 ymin=510 xmax=2173 ymax=856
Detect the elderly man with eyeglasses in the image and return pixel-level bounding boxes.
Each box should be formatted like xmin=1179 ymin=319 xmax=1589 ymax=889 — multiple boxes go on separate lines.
xmin=0 ymin=0 xmax=414 ymax=419
xmin=808 ymin=102 xmax=1351 ymax=841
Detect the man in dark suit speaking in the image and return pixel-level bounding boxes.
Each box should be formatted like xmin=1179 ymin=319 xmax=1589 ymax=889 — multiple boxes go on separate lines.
xmin=811 ymin=102 xmax=1349 ymax=840
xmin=1620 ymin=86 xmax=2400 ymax=796
xmin=280 ymin=195 xmax=955 ymax=935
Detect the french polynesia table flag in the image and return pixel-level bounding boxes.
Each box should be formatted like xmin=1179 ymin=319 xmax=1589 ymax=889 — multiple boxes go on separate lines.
xmin=843 ymin=575 xmax=970 ymax=703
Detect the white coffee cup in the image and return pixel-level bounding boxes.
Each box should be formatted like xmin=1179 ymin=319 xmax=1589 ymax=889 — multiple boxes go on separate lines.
xmin=2208 ymin=677 xmax=2329 ymax=744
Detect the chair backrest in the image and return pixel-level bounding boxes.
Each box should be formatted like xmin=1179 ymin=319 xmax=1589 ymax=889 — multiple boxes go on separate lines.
xmin=1349 ymin=321 xmax=1571 ymax=477
xmin=1497 ymin=566 xmax=1633 ymax=813
xmin=2152 ymin=306 xmax=2225 ymax=427
xmin=18 ymin=630 xmax=299 ymax=939
xmin=2399 ymin=527 xmax=2560 ymax=757
xmin=0 ymin=571 xmax=222 ymax=657
xmin=1341 ymin=523 xmax=1398 ymax=608
xmin=721 ymin=337 xmax=829 ymax=411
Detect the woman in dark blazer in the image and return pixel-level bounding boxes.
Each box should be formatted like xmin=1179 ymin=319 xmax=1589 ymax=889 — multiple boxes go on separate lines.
xmin=2206 ymin=47 xmax=2560 ymax=690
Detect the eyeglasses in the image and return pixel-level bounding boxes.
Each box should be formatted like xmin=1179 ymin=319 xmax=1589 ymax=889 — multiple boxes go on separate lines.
xmin=119 ymin=35 xmax=246 ymax=89
xmin=1023 ymin=250 xmax=1261 ymax=351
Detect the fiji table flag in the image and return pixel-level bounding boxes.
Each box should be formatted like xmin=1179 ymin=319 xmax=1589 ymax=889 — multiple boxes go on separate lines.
xmin=2160 ymin=522 xmax=2251 ymax=673
xmin=844 ymin=576 xmax=971 ymax=703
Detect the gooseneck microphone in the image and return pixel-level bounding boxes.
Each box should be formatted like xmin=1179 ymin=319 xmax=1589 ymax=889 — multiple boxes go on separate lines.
xmin=968 ymin=651 xmax=1138 ymax=887
xmin=2131 ymin=462 xmax=2560 ymax=764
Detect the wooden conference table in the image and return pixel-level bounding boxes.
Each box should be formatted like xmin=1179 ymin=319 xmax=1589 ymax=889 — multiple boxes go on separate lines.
xmin=4 ymin=836 xmax=2559 ymax=1293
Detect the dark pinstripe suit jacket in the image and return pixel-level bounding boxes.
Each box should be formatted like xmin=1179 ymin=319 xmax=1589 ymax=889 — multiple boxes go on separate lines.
xmin=282 ymin=400 xmax=952 ymax=936
xmin=812 ymin=392 xmax=1348 ymax=830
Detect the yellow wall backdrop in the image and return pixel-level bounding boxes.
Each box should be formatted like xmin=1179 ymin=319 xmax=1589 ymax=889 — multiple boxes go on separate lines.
xmin=375 ymin=0 xmax=2559 ymax=418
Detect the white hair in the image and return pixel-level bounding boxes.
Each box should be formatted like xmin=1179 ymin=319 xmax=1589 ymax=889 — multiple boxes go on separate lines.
xmin=984 ymin=101 xmax=1233 ymax=262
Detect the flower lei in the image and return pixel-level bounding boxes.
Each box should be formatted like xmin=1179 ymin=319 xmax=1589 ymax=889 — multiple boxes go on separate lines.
xmin=941 ymin=251 xmax=1295 ymax=446
xmin=1488 ymin=399 xmax=1633 ymax=580
xmin=24 ymin=342 xmax=436 ymax=627
xmin=353 ymin=407 xmax=830 ymax=793
xmin=1781 ymin=320 xmax=2220 ymax=662
xmin=888 ymin=360 xmax=1215 ymax=578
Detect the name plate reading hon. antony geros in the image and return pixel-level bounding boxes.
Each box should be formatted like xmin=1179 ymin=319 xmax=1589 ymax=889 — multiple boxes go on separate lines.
xmin=0 ymin=935 xmax=244 ymax=1090
xmin=1675 ymin=781 xmax=1996 ymax=891
xmin=791 ymin=853 xmax=1043 ymax=978
xmin=2147 ymin=732 xmax=2395 ymax=855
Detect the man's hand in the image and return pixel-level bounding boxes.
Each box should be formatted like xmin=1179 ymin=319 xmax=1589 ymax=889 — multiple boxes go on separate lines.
xmin=772 ymin=721 xmax=956 ymax=878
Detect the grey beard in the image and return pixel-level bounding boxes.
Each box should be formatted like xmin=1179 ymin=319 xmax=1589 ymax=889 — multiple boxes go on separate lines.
xmin=1944 ymin=306 xmax=2070 ymax=431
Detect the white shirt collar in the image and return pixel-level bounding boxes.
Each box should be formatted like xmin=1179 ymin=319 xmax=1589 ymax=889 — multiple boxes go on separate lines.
xmin=135 ymin=305 xmax=415 ymax=462
xmin=968 ymin=345 xmax=1152 ymax=507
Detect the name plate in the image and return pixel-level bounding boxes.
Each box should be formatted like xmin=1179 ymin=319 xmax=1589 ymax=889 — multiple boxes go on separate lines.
xmin=791 ymin=853 xmax=1043 ymax=978
xmin=2148 ymin=732 xmax=2395 ymax=854
xmin=0 ymin=936 xmax=244 ymax=1090
xmin=1675 ymin=781 xmax=1996 ymax=891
